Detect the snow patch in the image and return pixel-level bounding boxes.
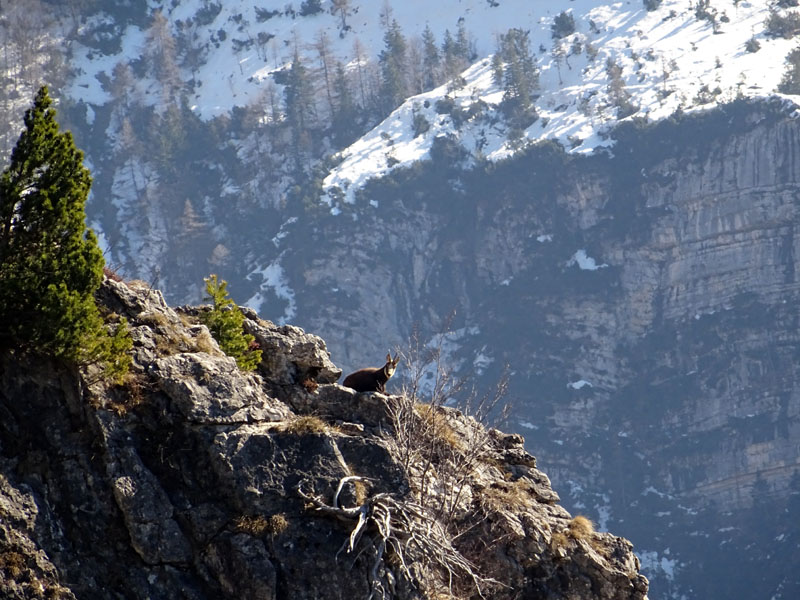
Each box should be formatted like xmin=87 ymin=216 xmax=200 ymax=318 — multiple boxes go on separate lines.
xmin=567 ymin=379 xmax=593 ymax=389
xmin=271 ymin=217 xmax=297 ymax=248
xmin=567 ymin=249 xmax=608 ymax=271
xmin=638 ymin=549 xmax=681 ymax=583
xmin=245 ymin=259 xmax=297 ymax=324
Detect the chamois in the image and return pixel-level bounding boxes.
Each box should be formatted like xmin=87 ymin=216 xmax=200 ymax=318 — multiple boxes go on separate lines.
xmin=342 ymin=352 xmax=400 ymax=393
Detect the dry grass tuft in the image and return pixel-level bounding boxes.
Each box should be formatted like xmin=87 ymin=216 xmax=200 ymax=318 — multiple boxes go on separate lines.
xmin=235 ymin=513 xmax=289 ymax=536
xmin=234 ymin=515 xmax=270 ymax=536
xmin=267 ymin=513 xmax=289 ymax=535
xmin=103 ymin=265 xmax=124 ymax=282
xmin=193 ymin=328 xmax=217 ymax=354
xmin=44 ymin=583 xmax=74 ymax=599
xmin=550 ymin=530 xmax=569 ymax=550
xmin=140 ymin=311 xmax=170 ymax=330
xmin=416 ymin=403 xmax=463 ymax=450
xmin=567 ymin=515 xmax=595 ymax=540
xmin=0 ymin=550 xmax=26 ymax=580
xmin=284 ymin=415 xmax=328 ymax=435
xmin=481 ymin=479 xmax=533 ymax=512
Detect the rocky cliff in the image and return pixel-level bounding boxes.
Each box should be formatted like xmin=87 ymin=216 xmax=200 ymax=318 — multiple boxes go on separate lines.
xmin=281 ymin=99 xmax=800 ymax=599
xmin=0 ymin=277 xmax=647 ymax=599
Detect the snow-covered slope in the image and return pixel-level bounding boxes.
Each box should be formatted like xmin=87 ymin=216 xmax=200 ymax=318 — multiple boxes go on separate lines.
xmin=322 ymin=0 xmax=800 ymax=207
xmin=66 ymin=0 xmax=536 ymax=118
xmin=61 ymin=1 xmax=800 ymax=214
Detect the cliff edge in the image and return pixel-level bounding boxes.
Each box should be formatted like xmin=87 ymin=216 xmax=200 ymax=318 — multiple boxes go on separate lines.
xmin=0 ymin=278 xmax=648 ymax=599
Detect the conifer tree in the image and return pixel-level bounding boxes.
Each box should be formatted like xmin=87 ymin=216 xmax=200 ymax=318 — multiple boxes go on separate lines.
xmin=201 ymin=274 xmax=261 ymax=371
xmin=378 ymin=19 xmax=409 ymax=114
xmin=284 ymin=52 xmax=317 ymax=165
xmin=421 ymin=25 xmax=441 ymax=90
xmin=455 ymin=21 xmax=472 ymax=62
xmin=332 ymin=61 xmax=359 ymax=145
xmin=496 ymin=29 xmax=539 ymax=126
xmin=778 ymin=47 xmax=800 ymax=94
xmin=0 ymin=86 xmax=130 ymax=377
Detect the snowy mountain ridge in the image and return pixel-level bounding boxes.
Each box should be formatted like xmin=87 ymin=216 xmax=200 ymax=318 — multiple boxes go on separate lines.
xmin=321 ymin=0 xmax=800 ymax=209
xmin=62 ymin=1 xmax=800 ymax=215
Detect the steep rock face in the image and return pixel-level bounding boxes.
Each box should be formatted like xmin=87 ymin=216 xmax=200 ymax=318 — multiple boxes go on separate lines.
xmin=0 ymin=279 xmax=647 ymax=599
xmin=285 ymin=101 xmax=800 ymax=598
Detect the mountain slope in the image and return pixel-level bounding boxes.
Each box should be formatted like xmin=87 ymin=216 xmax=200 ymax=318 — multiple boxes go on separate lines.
xmin=2 ymin=1 xmax=800 ymax=599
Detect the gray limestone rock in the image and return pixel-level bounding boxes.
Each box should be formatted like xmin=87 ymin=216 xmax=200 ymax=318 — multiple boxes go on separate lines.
xmin=150 ymin=352 xmax=290 ymax=424
xmin=241 ymin=311 xmax=342 ymax=386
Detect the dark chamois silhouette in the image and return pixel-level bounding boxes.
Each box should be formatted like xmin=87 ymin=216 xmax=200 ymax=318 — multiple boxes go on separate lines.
xmin=342 ymin=352 xmax=400 ymax=393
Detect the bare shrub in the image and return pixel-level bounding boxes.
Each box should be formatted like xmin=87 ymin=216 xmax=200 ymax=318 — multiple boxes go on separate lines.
xmin=388 ymin=324 xmax=511 ymax=522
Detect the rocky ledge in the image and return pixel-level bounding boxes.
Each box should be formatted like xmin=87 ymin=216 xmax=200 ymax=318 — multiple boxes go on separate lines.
xmin=0 ymin=278 xmax=648 ymax=599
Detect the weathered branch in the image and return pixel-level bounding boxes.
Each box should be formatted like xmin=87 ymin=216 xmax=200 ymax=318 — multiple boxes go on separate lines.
xmin=296 ymin=477 xmax=500 ymax=598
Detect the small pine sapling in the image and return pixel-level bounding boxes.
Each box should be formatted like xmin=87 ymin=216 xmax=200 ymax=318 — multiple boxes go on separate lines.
xmin=201 ymin=274 xmax=262 ymax=371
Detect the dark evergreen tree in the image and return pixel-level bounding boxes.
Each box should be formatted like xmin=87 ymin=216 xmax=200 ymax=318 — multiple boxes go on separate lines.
xmin=766 ymin=9 xmax=800 ymax=39
xmin=378 ymin=19 xmax=409 ymax=114
xmin=421 ymin=25 xmax=441 ymax=90
xmin=455 ymin=20 xmax=473 ymax=62
xmin=0 ymin=86 xmax=130 ymax=377
xmin=496 ymin=29 xmax=539 ymax=126
xmin=284 ymin=52 xmax=316 ymax=160
xmin=551 ymin=11 xmax=576 ymax=39
xmin=149 ymin=101 xmax=187 ymax=177
xmin=491 ymin=52 xmax=504 ymax=88
xmin=299 ymin=0 xmax=323 ymax=16
xmin=441 ymin=29 xmax=467 ymax=88
xmin=778 ymin=46 xmax=800 ymax=94
xmin=331 ymin=61 xmax=360 ymax=145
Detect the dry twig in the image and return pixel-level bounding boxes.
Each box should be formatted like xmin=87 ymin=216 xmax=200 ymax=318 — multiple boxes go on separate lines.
xmin=296 ymin=478 xmax=498 ymax=599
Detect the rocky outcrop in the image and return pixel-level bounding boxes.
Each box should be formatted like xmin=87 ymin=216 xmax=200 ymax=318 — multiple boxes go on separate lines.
xmin=0 ymin=278 xmax=648 ymax=599
xmin=285 ymin=99 xmax=800 ymax=599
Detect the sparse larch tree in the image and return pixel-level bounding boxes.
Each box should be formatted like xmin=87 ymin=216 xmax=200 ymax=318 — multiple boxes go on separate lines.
xmin=606 ymin=57 xmax=638 ymax=118
xmin=330 ymin=0 xmax=352 ymax=34
xmin=314 ymin=30 xmax=336 ymax=119
xmin=145 ymin=10 xmax=182 ymax=104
